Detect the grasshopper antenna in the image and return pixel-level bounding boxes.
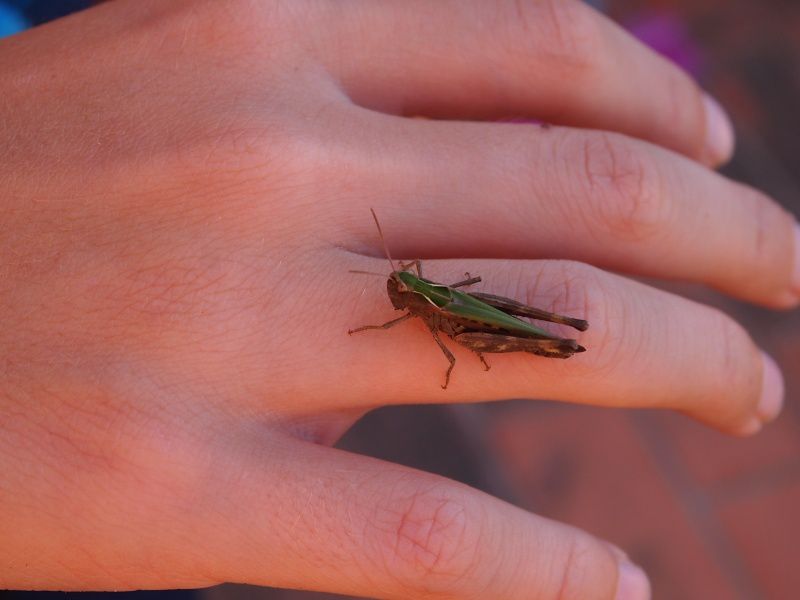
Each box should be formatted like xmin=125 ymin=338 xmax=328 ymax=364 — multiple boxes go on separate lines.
xmin=348 ymin=270 xmax=387 ymax=278
xmin=370 ymin=208 xmax=397 ymax=273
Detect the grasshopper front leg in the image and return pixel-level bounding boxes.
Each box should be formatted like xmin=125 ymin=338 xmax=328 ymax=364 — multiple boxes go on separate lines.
xmin=425 ymin=323 xmax=456 ymax=389
xmin=449 ymin=273 xmax=482 ymax=289
xmin=348 ymin=313 xmax=412 ymax=335
xmin=398 ymin=259 xmax=423 ymax=277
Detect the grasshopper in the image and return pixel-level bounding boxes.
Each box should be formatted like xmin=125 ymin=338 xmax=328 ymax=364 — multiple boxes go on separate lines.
xmin=348 ymin=210 xmax=588 ymax=389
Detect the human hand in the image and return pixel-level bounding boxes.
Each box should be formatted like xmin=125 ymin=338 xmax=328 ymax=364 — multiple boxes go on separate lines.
xmin=1 ymin=1 xmax=796 ymax=598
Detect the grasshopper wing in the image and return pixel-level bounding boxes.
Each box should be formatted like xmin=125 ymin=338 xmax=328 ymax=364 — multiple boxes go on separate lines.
xmin=467 ymin=292 xmax=588 ymax=332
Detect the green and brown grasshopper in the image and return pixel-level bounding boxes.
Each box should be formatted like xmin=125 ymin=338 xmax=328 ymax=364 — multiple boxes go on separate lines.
xmin=349 ymin=210 xmax=588 ymax=389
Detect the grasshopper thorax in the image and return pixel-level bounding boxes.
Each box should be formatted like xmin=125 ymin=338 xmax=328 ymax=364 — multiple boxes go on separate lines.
xmin=388 ymin=269 xmax=450 ymax=312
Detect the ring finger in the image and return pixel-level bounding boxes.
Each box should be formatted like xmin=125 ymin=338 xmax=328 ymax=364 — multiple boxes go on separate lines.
xmin=319 ymin=256 xmax=783 ymax=436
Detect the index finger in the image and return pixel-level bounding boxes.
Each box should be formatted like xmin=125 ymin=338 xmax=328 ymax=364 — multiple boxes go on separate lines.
xmin=319 ymin=0 xmax=734 ymax=166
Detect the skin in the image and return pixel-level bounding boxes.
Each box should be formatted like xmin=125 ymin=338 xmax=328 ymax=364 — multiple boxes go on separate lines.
xmin=0 ymin=0 xmax=796 ymax=598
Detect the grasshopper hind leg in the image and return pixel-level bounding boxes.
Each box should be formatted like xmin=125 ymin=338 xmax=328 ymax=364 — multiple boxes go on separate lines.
xmin=454 ymin=332 xmax=585 ymax=359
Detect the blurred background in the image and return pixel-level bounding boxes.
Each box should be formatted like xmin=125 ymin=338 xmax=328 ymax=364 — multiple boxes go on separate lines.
xmin=1 ymin=0 xmax=798 ymax=599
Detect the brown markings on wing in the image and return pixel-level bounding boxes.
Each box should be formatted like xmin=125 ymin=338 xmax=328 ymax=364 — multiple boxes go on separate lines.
xmin=453 ymin=332 xmax=585 ymax=359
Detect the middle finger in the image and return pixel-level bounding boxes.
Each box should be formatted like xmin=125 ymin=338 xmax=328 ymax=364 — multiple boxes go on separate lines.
xmin=346 ymin=114 xmax=799 ymax=309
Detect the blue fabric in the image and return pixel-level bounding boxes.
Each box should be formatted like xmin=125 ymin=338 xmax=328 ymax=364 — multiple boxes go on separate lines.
xmin=0 ymin=0 xmax=90 ymax=33
xmin=21 ymin=0 xmax=91 ymax=25
xmin=0 ymin=2 xmax=29 ymax=37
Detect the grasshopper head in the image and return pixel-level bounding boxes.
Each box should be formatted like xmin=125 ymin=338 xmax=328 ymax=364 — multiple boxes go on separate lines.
xmin=387 ymin=269 xmax=418 ymax=309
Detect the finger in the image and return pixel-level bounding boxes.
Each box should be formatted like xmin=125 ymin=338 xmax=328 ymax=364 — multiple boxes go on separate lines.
xmin=346 ymin=118 xmax=799 ymax=309
xmin=332 ymin=258 xmax=784 ymax=436
xmin=195 ymin=437 xmax=649 ymax=600
xmin=321 ymin=0 xmax=734 ymax=166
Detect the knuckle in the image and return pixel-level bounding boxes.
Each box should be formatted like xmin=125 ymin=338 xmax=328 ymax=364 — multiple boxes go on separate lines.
xmin=714 ymin=313 xmax=760 ymax=410
xmin=522 ymin=260 xmax=632 ymax=373
xmin=523 ymin=261 xmax=599 ymax=321
xmin=746 ymin=192 xmax=776 ymax=276
xmin=553 ymin=535 xmax=617 ymax=600
xmin=175 ymin=101 xmax=355 ymax=194
xmin=700 ymin=310 xmax=765 ymax=430
xmin=182 ymin=121 xmax=279 ymax=174
xmin=369 ymin=481 xmax=486 ymax=593
xmin=745 ymin=187 xmax=786 ymax=267
xmin=716 ymin=313 xmax=741 ymax=380
xmin=657 ymin=68 xmax=706 ymax=150
xmin=502 ymin=0 xmax=601 ymax=76
xmin=569 ymin=132 xmax=668 ymax=241
xmin=136 ymin=0 xmax=304 ymax=59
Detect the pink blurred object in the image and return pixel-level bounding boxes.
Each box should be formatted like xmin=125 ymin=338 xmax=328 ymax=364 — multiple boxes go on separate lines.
xmin=626 ymin=11 xmax=704 ymax=77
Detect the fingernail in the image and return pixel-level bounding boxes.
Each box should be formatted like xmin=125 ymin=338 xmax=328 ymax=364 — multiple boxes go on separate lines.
xmin=616 ymin=561 xmax=651 ymax=600
xmin=792 ymin=222 xmax=800 ymax=298
xmin=758 ymin=352 xmax=785 ymax=423
xmin=738 ymin=418 xmax=762 ymax=437
xmin=703 ymin=94 xmax=735 ymax=165
xmin=606 ymin=543 xmax=630 ymax=562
